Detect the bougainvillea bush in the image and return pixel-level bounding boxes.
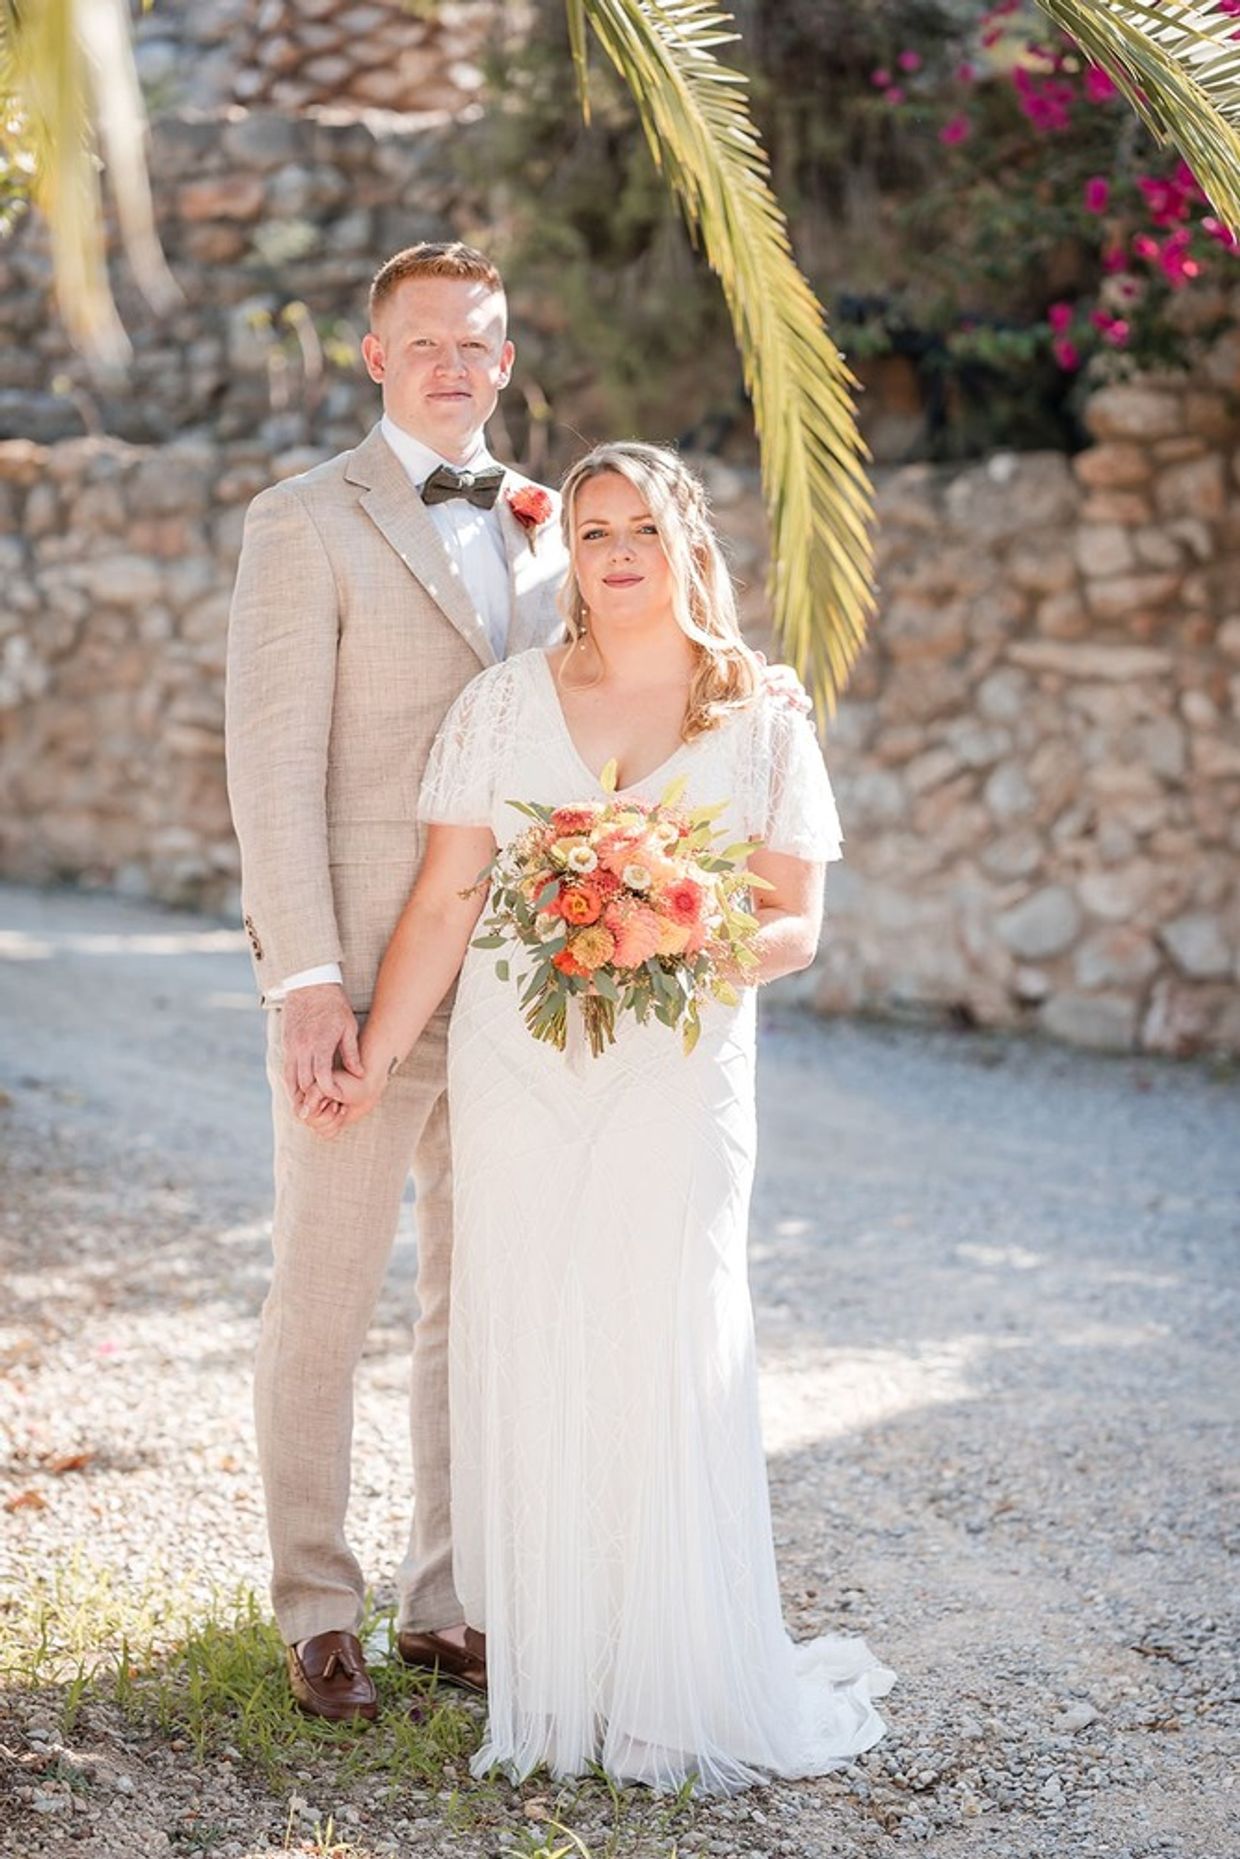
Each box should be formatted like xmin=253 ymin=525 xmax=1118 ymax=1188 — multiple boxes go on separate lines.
xmin=844 ymin=0 xmax=1239 ymax=436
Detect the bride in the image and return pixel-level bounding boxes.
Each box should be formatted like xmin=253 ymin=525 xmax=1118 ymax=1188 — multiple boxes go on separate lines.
xmin=308 ymin=441 xmax=896 ymax=1793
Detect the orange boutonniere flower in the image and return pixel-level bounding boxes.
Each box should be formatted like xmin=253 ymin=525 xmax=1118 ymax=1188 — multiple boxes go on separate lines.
xmin=506 ymin=485 xmax=554 ymax=553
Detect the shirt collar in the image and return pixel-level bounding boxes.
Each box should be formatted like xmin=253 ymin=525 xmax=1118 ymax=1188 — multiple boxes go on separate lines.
xmin=379 ymin=414 xmax=496 ymax=491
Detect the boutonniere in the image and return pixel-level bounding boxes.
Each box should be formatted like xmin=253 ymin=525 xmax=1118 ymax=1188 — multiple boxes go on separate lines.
xmin=506 ymin=485 xmax=554 ymax=553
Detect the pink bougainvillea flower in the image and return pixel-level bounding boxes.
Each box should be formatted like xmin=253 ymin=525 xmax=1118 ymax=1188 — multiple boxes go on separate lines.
xmin=1013 ymin=68 xmax=1074 ymax=133
xmin=885 ymin=85 xmax=906 ymax=105
xmin=1083 ymin=65 xmax=1118 ymax=103
xmin=1052 ymin=337 xmax=1081 ymax=371
xmin=939 ymin=113 xmax=972 ymax=145
xmin=871 ymin=66 xmax=892 ymax=88
xmin=1219 ymin=0 xmax=1240 ymax=13
xmin=898 ymin=49 xmax=923 ymax=72
xmin=1089 ymin=309 xmax=1130 ymax=349
xmin=955 ymin=61 xmax=977 ymax=82
xmin=1139 ymin=174 xmax=1191 ymax=226
xmin=1157 ymin=230 xmax=1201 ymax=289
xmin=1101 ymin=245 xmax=1127 ymax=273
xmin=1047 ymin=301 xmax=1075 ymax=332
xmin=1084 ymin=176 xmax=1110 ymax=214
xmin=1202 ymin=216 xmax=1240 ymax=251
xmin=1131 ymin=232 xmax=1160 ymax=261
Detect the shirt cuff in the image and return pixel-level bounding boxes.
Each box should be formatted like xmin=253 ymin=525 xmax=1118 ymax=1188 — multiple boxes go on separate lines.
xmin=268 ymin=962 xmax=344 ymax=1000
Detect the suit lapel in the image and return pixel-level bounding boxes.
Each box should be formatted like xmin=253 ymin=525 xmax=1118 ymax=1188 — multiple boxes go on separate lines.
xmin=346 ymin=425 xmax=496 ymax=669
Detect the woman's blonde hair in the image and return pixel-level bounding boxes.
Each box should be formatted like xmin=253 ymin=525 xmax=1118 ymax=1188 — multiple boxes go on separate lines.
xmin=557 ymin=442 xmax=760 ymax=739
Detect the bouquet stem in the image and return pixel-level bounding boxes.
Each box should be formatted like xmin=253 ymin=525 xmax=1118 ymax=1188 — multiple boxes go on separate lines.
xmin=583 ymin=994 xmax=617 ymax=1058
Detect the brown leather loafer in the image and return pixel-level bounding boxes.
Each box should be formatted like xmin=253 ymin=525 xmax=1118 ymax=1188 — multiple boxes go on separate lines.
xmin=396 ymin=1624 xmax=487 ymax=1696
xmin=286 ymin=1630 xmax=378 ymax=1723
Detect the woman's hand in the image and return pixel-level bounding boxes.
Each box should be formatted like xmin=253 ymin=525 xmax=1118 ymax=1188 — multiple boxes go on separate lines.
xmin=303 ymin=1065 xmax=387 ymax=1140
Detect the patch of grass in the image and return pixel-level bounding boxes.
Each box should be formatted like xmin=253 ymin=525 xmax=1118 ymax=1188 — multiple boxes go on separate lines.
xmin=1 ymin=1551 xmax=477 ymax=1783
xmin=1 ymin=1551 xmax=697 ymax=1857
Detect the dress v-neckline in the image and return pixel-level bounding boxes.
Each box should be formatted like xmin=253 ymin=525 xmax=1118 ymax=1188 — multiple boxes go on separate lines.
xmin=533 ymin=649 xmax=691 ymax=797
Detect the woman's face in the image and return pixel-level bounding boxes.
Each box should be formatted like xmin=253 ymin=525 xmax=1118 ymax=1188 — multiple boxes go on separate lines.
xmin=571 ymin=471 xmax=675 ymax=633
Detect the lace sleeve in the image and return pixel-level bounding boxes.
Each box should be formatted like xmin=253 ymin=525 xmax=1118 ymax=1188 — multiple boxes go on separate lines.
xmin=761 ymin=700 xmax=845 ymax=863
xmin=417 ymin=662 xmax=516 ymax=828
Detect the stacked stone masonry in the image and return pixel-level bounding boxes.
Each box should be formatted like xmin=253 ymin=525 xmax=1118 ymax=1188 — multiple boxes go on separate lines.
xmin=1 ymin=112 xmax=1238 ymax=1056
xmin=132 ymin=0 xmax=502 ymax=118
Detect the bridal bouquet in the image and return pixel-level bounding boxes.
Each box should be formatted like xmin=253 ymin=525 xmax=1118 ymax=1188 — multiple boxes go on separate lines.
xmin=469 ymin=764 xmax=767 ymax=1057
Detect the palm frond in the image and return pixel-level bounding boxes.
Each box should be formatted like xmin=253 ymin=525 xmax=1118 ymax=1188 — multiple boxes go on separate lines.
xmin=575 ymin=0 xmax=874 ymax=715
xmin=1035 ymin=0 xmax=1240 ymax=228
xmin=1 ymin=0 xmax=177 ymax=366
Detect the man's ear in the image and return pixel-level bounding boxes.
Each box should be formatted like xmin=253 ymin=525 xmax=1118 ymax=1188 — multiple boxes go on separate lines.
xmin=361 ymin=331 xmax=385 ymax=384
xmin=498 ymin=336 xmax=516 ymax=389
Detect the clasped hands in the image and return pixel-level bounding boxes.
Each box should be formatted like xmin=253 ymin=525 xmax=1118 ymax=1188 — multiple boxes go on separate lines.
xmin=280 ymin=982 xmax=387 ymax=1141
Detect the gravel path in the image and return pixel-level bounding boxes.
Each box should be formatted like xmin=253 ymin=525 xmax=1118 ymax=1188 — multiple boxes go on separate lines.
xmin=1 ymin=880 xmax=1237 ymax=1859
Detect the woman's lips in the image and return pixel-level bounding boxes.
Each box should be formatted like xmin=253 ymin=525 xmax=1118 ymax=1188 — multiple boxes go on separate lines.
xmin=603 ymin=574 xmax=643 ymax=586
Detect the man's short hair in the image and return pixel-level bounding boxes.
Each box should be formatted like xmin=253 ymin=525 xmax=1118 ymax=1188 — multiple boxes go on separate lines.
xmin=368 ymin=242 xmax=506 ymax=324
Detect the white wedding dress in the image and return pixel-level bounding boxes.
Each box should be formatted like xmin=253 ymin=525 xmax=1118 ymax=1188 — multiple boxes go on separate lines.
xmin=418 ymin=649 xmax=895 ymax=1794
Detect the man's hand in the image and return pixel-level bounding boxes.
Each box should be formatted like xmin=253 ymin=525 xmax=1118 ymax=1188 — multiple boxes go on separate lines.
xmin=304 ymin=1067 xmax=386 ymax=1141
xmin=280 ymin=982 xmax=364 ymax=1116
xmin=756 ymin=653 xmax=812 ymax=717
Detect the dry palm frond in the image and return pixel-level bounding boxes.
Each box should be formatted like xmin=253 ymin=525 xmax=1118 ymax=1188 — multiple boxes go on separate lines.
xmin=571 ymin=0 xmax=873 ymax=714
xmin=1 ymin=0 xmax=177 ymax=365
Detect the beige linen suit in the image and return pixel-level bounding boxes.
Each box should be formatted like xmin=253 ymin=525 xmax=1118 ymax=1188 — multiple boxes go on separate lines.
xmin=225 ymin=423 xmax=567 ymax=1644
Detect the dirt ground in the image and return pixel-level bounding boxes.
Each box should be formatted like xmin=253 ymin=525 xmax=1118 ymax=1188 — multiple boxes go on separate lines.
xmin=1 ymin=880 xmax=1237 ymax=1859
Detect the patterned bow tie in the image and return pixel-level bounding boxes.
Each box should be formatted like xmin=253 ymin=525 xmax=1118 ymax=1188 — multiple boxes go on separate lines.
xmin=421 ymin=463 xmax=505 ymax=509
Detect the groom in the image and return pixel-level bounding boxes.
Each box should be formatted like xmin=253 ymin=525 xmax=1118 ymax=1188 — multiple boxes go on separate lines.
xmin=225 ymin=242 xmax=569 ymax=1720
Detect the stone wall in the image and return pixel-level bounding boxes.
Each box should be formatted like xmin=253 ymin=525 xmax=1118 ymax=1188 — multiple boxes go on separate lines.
xmin=0 ymin=111 xmax=471 ymax=448
xmin=3 ymin=374 xmax=1239 ymax=1056
xmin=132 ymin=0 xmax=502 ymax=118
xmin=780 ymin=373 xmax=1240 ymax=1057
xmin=2 ymin=97 xmax=1238 ymax=1055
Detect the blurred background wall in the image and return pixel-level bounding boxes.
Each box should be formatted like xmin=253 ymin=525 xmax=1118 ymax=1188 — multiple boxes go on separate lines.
xmin=2 ymin=0 xmax=1238 ymax=1056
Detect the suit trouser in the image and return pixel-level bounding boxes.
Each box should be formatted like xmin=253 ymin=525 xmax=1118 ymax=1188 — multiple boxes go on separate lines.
xmin=254 ymin=1008 xmax=459 ymax=1645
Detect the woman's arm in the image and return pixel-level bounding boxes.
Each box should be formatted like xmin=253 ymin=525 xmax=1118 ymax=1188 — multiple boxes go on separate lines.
xmin=741 ymin=846 xmax=826 ymax=986
xmin=306 ymin=820 xmax=494 ymax=1136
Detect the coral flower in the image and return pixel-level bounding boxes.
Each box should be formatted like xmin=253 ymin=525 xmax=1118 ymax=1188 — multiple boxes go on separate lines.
xmin=604 ymin=900 xmax=664 ymax=968
xmin=663 ymin=878 xmax=706 ymax=927
xmin=552 ymin=947 xmax=589 ymax=978
xmin=551 ymin=806 xmax=600 ymax=834
xmin=596 ymin=829 xmax=648 ymax=876
xmin=656 ymin=919 xmax=692 ymax=958
xmin=568 ymin=925 xmax=616 ymax=972
xmin=560 ymin=883 xmax=603 ymax=926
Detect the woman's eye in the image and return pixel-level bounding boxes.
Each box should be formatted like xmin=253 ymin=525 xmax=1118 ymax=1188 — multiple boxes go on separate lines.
xmin=582 ymin=528 xmax=606 ymax=540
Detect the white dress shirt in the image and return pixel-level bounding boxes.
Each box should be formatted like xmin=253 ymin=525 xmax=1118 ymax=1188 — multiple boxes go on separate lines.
xmin=274 ymin=417 xmax=513 ymax=999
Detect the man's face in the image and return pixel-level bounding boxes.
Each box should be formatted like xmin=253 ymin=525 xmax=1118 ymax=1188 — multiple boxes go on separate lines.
xmin=361 ymin=276 xmax=514 ymax=461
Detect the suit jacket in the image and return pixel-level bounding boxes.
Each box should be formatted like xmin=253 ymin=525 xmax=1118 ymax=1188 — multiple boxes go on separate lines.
xmin=225 ymin=422 xmax=568 ymax=1009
